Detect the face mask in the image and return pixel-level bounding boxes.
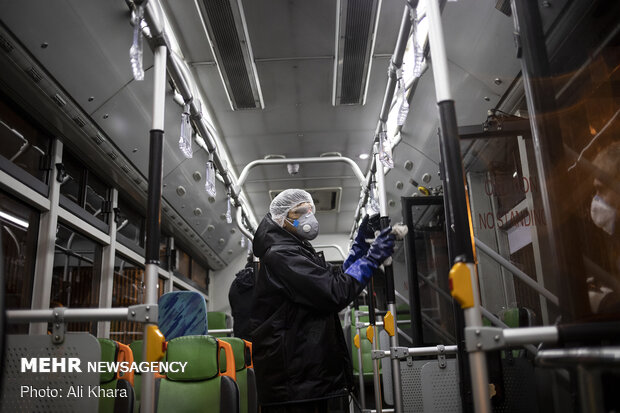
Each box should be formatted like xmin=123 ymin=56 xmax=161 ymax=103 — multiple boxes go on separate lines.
xmin=286 ymin=212 xmax=319 ymax=240
xmin=591 ymin=195 xmax=616 ymax=235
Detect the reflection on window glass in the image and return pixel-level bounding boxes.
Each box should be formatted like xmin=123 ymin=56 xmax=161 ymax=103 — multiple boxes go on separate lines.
xmin=173 ymin=245 xmax=209 ymax=292
xmin=110 ymin=255 xmax=165 ymax=344
xmin=60 ymin=150 xmax=109 ymax=223
xmin=191 ymin=260 xmax=207 ymax=289
xmin=116 ymin=196 xmax=145 ymax=249
xmin=159 ymin=235 xmax=169 ymax=270
xmin=176 ymin=247 xmax=191 ymax=278
xmin=51 ymin=224 xmax=102 ymax=334
xmin=0 ymin=93 xmax=51 ymax=183
xmin=1 ymin=191 xmax=39 ymax=333
xmin=408 ymin=203 xmax=456 ymax=345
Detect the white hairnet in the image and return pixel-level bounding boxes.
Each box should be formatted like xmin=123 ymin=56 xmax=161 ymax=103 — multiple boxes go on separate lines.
xmin=269 ymin=189 xmax=315 ymax=226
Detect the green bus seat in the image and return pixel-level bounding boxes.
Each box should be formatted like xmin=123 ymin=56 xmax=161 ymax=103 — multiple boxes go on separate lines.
xmin=208 ymin=311 xmax=230 ymax=337
xmin=129 ymin=341 xmax=143 ymax=413
xmin=220 ymin=338 xmax=258 ymax=413
xmin=98 ymin=338 xmax=135 ymax=413
xmin=351 ymin=305 xmax=376 ymax=383
xmin=156 ymin=335 xmax=239 ymax=413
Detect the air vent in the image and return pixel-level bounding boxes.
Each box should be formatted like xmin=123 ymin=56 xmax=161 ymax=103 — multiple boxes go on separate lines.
xmin=73 ymin=116 xmax=86 ymax=127
xmin=333 ymin=0 xmax=381 ymax=105
xmin=269 ymin=187 xmax=342 ymax=212
xmin=108 ymin=151 xmax=118 ymax=160
xmin=26 ymin=67 xmax=43 ymax=83
xmin=121 ymin=164 xmax=130 ymax=173
xmin=197 ymin=0 xmax=264 ymax=110
xmin=92 ymin=133 xmax=105 ymax=145
xmin=0 ymin=35 xmax=14 ymax=53
xmin=52 ymin=94 xmax=67 ymax=107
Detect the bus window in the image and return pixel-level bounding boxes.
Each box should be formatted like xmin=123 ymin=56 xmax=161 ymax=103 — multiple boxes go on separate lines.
xmin=109 ymin=255 xmax=165 ymax=344
xmin=51 ymin=223 xmax=102 ymax=334
xmin=116 ymin=196 xmax=145 ymax=251
xmin=0 ymin=92 xmax=52 ymax=185
xmin=1 ymin=191 xmax=39 ymax=333
xmin=59 ymin=149 xmax=110 ymax=224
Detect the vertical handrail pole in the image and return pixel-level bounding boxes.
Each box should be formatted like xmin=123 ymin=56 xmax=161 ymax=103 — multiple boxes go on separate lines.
xmin=355 ymin=307 xmax=366 ymax=410
xmin=141 ymin=43 xmax=167 ymax=413
xmin=426 ymin=1 xmax=491 ymax=413
xmin=368 ymin=277 xmax=383 ymax=413
xmin=375 ymin=142 xmax=403 ymax=413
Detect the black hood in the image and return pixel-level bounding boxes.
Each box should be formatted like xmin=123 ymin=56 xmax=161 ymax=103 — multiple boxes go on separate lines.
xmin=253 ymin=213 xmax=303 ymax=258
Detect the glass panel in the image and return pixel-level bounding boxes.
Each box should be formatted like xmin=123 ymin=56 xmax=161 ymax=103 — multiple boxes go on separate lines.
xmin=110 ymin=255 xmax=144 ymax=344
xmin=176 ymin=247 xmax=191 ymax=279
xmin=116 ymin=196 xmax=145 ymax=248
xmin=159 ymin=235 xmax=168 ymax=270
xmin=109 ymin=254 xmax=165 ymax=344
xmin=84 ymin=171 xmax=108 ymax=223
xmin=1 ymin=190 xmax=39 ymax=334
xmin=0 ymin=92 xmax=51 ymax=183
xmin=191 ymin=259 xmax=207 ymax=289
xmin=406 ymin=201 xmax=456 ymax=345
xmin=51 ymin=224 xmax=102 ymax=333
xmin=60 ymin=150 xmax=109 ymax=223
xmin=461 ymin=5 xmax=620 ymax=323
xmin=59 ymin=150 xmax=83 ymax=205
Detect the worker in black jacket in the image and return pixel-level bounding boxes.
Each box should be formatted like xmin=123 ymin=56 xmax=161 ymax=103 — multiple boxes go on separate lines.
xmin=250 ymin=189 xmax=394 ymax=413
xmin=228 ymin=256 xmax=255 ymax=340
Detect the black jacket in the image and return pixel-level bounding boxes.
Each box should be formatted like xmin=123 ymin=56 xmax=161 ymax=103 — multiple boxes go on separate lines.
xmin=250 ymin=214 xmax=362 ymax=406
xmin=228 ymin=265 xmax=255 ymax=340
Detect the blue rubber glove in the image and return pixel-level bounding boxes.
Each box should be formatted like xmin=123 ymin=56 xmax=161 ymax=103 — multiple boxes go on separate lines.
xmin=344 ymin=214 xmax=373 ymax=270
xmin=345 ymin=227 xmax=395 ymax=284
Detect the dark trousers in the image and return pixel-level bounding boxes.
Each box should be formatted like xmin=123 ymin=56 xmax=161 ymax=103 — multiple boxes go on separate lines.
xmin=261 ymin=394 xmax=353 ymax=413
xmin=260 ymin=400 xmax=328 ymax=413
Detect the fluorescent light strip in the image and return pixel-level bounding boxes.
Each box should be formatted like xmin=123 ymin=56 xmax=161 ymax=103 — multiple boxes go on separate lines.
xmin=0 ymin=211 xmax=29 ymax=229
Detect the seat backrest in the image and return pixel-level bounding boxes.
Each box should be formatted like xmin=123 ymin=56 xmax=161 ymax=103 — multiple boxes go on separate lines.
xmin=351 ymin=305 xmax=374 ymax=378
xmin=98 ymin=338 xmax=135 ymax=413
xmin=220 ymin=338 xmax=257 ymax=413
xmin=156 ymin=335 xmax=239 ymax=413
xmin=207 ymin=312 xmax=229 ymax=337
xmin=159 ymin=291 xmax=208 ymax=340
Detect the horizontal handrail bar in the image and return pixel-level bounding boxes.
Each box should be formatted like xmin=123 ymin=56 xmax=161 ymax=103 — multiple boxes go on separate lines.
xmin=7 ymin=308 xmax=130 ymax=323
xmin=209 ymin=328 xmax=233 ymax=335
xmin=475 ymin=237 xmax=559 ymax=306
xmin=536 ymin=347 xmax=620 ymax=368
xmin=236 ymin=156 xmax=367 ymax=188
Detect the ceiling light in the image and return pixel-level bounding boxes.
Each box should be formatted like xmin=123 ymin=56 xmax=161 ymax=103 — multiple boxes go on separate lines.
xmin=359 ymin=153 xmax=370 ymax=160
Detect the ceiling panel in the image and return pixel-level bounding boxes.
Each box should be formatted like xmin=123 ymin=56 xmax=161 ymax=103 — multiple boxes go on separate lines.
xmin=0 ymin=0 xmax=146 ymax=115
xmin=443 ymin=0 xmax=521 ymax=93
xmin=161 ymin=0 xmax=215 ymax=63
xmin=241 ymin=0 xmax=336 ymax=59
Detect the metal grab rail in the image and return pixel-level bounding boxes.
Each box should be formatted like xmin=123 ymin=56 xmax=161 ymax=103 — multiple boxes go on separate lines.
xmin=235 ymin=156 xmax=367 ymax=240
xmin=236 ymin=156 xmax=367 ymax=188
xmin=536 ymin=347 xmax=620 ymax=368
xmin=6 ymin=308 xmax=133 ymax=323
xmin=313 ymin=244 xmax=347 ymax=261
xmin=475 ymin=237 xmax=559 ymax=306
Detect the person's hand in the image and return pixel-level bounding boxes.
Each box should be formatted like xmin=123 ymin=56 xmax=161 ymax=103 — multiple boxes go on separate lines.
xmin=344 ymin=226 xmax=395 ymax=285
xmin=366 ymin=227 xmax=395 ymax=265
